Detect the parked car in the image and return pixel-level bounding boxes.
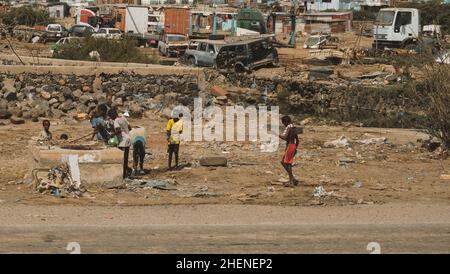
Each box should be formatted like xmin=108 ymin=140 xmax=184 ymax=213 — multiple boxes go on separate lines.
xmin=92 ymin=28 xmax=122 ymax=39
xmin=183 ymin=39 xmax=226 ymax=67
xmin=215 ymin=38 xmax=278 ymax=72
xmin=43 ymin=24 xmax=69 ymax=43
xmin=158 ymin=34 xmax=188 ymax=57
xmin=69 ymin=24 xmax=96 ymax=37
xmin=51 ymin=37 xmax=84 ymax=56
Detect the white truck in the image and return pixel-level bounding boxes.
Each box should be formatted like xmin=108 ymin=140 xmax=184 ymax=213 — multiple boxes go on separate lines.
xmin=372 ymin=8 xmax=421 ymax=50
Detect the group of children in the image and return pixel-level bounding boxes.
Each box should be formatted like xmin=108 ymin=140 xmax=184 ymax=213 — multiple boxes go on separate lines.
xmin=39 ymin=106 xmax=300 ymax=186
xmin=90 ymin=104 xmax=184 ymax=179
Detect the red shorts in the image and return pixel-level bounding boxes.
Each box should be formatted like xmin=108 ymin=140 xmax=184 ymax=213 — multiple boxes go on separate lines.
xmin=282 ymin=144 xmax=297 ymax=164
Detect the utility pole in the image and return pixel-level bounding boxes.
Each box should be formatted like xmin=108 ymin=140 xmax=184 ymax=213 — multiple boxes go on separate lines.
xmin=289 ymin=0 xmax=297 ymax=48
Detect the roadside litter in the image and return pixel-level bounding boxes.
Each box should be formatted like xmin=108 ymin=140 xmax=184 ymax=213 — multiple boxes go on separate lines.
xmin=324 ymin=135 xmax=352 ymax=149
xmin=359 ymin=137 xmax=389 ymax=145
xmin=312 ymin=186 xmax=334 ymax=197
xmin=132 ymin=179 xmax=177 ymax=190
xmin=35 ymin=162 xmax=82 ymax=198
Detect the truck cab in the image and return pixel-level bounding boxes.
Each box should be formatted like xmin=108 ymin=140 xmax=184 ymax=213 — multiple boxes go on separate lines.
xmin=372 ymin=8 xmax=420 ymax=50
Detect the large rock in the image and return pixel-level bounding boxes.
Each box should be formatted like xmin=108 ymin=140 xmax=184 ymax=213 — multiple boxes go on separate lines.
xmin=59 ymin=101 xmax=75 ymax=112
xmin=62 ymin=87 xmax=73 ymax=99
xmin=199 ymin=156 xmax=228 ymax=167
xmin=48 ymin=98 xmax=58 ymax=106
xmin=76 ymin=104 xmax=89 ymax=114
xmin=10 ymin=116 xmax=25 ymax=125
xmin=0 ymin=110 xmax=12 ymax=119
xmin=82 ymin=86 xmax=91 ymax=93
xmin=79 ymin=94 xmax=92 ymax=105
xmin=129 ymin=103 xmax=143 ymax=118
xmin=210 ymin=85 xmax=227 ymax=97
xmin=40 ymin=90 xmax=51 ymax=100
xmin=73 ymin=89 xmax=82 ymax=98
xmin=9 ymin=107 xmax=22 ymax=117
xmin=3 ymin=88 xmax=17 ymax=101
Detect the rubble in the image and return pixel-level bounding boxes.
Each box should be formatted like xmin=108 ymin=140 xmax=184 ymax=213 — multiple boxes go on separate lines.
xmin=312 ymin=186 xmax=334 ymax=198
xmin=0 ymin=73 xmax=200 ymax=121
xmin=132 ymin=179 xmax=177 ymax=190
xmin=35 ymin=162 xmax=82 ymax=198
xmin=359 ymin=137 xmax=389 ymax=145
xmin=324 ymin=136 xmax=352 ymax=149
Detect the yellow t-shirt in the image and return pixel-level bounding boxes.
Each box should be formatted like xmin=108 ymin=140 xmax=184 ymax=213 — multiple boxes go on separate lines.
xmin=166 ymin=119 xmax=183 ymax=144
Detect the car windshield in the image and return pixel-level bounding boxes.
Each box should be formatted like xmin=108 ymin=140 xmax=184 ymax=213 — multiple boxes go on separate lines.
xmin=73 ymin=27 xmax=85 ymax=32
xmin=48 ymin=26 xmax=60 ymax=32
xmin=109 ymin=29 xmax=121 ymax=34
xmin=375 ymin=11 xmax=395 ymax=26
xmin=168 ymin=35 xmax=185 ymax=42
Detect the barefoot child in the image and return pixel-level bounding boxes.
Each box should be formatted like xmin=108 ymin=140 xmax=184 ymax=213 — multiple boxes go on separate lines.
xmin=279 ymin=115 xmax=299 ymax=187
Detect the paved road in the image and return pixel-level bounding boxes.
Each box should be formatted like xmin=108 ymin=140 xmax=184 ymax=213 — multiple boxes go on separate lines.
xmin=1 ymin=204 xmax=449 ymax=253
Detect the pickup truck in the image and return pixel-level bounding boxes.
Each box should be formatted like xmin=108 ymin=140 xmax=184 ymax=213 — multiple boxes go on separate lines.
xmin=158 ymin=34 xmax=188 ymax=57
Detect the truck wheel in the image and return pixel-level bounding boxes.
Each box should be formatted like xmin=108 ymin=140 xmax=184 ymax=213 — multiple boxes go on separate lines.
xmin=405 ymin=43 xmax=418 ymax=53
xmin=235 ymin=63 xmax=246 ymax=73
xmin=188 ymin=57 xmax=196 ymax=67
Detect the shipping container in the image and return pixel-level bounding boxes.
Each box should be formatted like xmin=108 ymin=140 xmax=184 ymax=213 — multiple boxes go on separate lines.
xmin=115 ymin=6 xmax=148 ymax=34
xmin=164 ymin=7 xmax=190 ymax=36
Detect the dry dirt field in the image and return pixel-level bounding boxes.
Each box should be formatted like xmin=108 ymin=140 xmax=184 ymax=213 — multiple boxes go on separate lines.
xmin=0 ymin=115 xmax=449 ymax=207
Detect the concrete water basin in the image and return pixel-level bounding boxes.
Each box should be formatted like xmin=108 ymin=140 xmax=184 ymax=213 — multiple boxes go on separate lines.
xmin=29 ymin=143 xmax=124 ymax=184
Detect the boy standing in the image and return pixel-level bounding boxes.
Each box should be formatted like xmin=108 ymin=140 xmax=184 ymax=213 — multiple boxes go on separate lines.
xmin=38 ymin=120 xmax=53 ymax=143
xmin=279 ymin=115 xmax=299 ymax=187
xmin=108 ymin=109 xmax=132 ymax=179
xmin=166 ymin=113 xmax=183 ymax=170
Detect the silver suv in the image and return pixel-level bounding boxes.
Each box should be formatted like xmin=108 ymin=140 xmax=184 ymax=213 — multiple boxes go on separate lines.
xmin=183 ymin=39 xmax=226 ymax=67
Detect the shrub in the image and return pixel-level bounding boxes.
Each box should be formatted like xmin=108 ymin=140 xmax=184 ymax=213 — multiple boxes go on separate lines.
xmin=0 ymin=5 xmax=54 ymax=27
xmin=411 ymin=64 xmax=450 ymax=150
xmin=54 ymin=37 xmax=157 ymax=64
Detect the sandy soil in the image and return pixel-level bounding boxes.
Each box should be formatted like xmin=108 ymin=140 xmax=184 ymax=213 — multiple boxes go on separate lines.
xmin=0 ymin=115 xmax=449 ymax=207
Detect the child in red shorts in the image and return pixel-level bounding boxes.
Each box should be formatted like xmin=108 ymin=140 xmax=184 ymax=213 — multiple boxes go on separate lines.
xmin=279 ymin=115 xmax=300 ymax=187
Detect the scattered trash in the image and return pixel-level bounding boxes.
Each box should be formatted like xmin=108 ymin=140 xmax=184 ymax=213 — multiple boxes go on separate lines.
xmin=312 ymin=186 xmax=334 ymax=197
xmin=192 ymin=191 xmax=224 ymax=198
xmin=35 ymin=162 xmax=82 ymax=198
xmin=339 ymin=157 xmax=356 ymax=165
xmin=353 ymin=181 xmax=363 ymax=188
xmin=132 ymin=179 xmax=177 ymax=190
xmin=359 ymin=137 xmax=389 ymax=145
xmin=324 ymin=135 xmax=352 ymax=148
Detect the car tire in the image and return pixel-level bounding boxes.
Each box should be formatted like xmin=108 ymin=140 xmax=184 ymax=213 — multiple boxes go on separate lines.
xmin=188 ymin=57 xmax=196 ymax=67
xmin=234 ymin=63 xmax=246 ymax=73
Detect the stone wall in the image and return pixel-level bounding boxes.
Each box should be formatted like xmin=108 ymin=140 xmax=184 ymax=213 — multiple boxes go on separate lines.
xmin=0 ymin=72 xmax=200 ymax=122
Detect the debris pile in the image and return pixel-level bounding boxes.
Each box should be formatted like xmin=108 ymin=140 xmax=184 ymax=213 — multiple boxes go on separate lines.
xmin=35 ymin=162 xmax=82 ymax=198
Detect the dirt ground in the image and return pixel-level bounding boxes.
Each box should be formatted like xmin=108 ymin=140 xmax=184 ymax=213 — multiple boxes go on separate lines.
xmin=0 ymin=114 xmax=449 ymax=208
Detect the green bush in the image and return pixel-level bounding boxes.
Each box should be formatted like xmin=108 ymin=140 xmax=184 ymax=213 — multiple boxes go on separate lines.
xmin=54 ymin=37 xmax=157 ymax=64
xmin=0 ymin=5 xmax=54 ymax=27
